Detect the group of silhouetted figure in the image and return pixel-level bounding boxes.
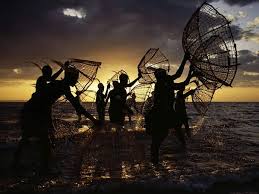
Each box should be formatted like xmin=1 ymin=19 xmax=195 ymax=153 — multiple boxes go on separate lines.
xmin=95 ymin=73 xmax=140 ymax=126
xmin=13 ymin=51 xmax=200 ymax=173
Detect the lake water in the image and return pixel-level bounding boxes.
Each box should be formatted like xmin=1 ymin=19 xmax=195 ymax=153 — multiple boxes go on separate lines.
xmin=0 ymin=102 xmax=258 ymax=193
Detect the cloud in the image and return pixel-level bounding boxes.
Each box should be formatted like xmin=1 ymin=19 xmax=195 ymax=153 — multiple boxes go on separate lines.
xmin=225 ymin=11 xmax=247 ymax=22
xmin=0 ymin=0 xmax=199 ymax=72
xmin=231 ymin=49 xmax=259 ymax=87
xmin=230 ymin=25 xmax=244 ymax=40
xmin=0 ymin=0 xmax=258 ymax=83
xmin=221 ymin=0 xmax=259 ymax=6
xmin=0 ymin=64 xmax=46 ymax=80
xmin=0 ymin=79 xmax=34 ymax=87
xmin=231 ymin=24 xmax=259 ymax=44
xmin=243 ymin=71 xmax=259 ymax=76
xmin=63 ymin=8 xmax=87 ymax=19
xmin=242 ymin=30 xmax=259 ymax=43
xmin=13 ymin=68 xmax=22 ymax=74
xmin=234 ymin=80 xmax=259 ymax=87
xmin=225 ymin=14 xmax=236 ymax=21
xmin=247 ymin=16 xmax=259 ymax=30
xmin=238 ymin=50 xmax=259 ymax=71
xmin=237 ymin=11 xmax=247 ymax=18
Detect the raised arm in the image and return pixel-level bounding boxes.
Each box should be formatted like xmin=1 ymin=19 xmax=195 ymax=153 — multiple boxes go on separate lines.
xmin=170 ymin=52 xmax=190 ymax=80
xmin=105 ymin=91 xmax=111 ymax=107
xmin=183 ymin=89 xmax=196 ymax=99
xmin=126 ymin=71 xmax=142 ymax=88
xmin=65 ymin=89 xmax=96 ymax=123
xmin=104 ymin=83 xmax=111 ymax=98
xmin=51 ymin=68 xmax=63 ymax=81
xmin=126 ymin=76 xmax=140 ymax=88
xmin=51 ymin=61 xmax=70 ymax=81
xmin=171 ymin=66 xmax=193 ymax=90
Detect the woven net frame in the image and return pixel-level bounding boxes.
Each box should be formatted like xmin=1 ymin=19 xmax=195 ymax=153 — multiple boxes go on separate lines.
xmin=182 ymin=2 xmax=238 ymax=89
xmin=51 ymin=59 xmax=101 ymax=134
xmin=138 ymin=48 xmax=170 ymax=84
xmin=69 ymin=58 xmax=101 ymax=93
xmin=107 ymin=70 xmax=129 ymax=84
xmin=129 ymin=83 xmax=154 ymax=114
xmin=191 ymin=80 xmax=216 ymax=116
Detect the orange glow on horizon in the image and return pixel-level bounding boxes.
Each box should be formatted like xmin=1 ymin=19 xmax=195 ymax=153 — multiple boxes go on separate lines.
xmin=0 ymin=62 xmax=259 ymax=102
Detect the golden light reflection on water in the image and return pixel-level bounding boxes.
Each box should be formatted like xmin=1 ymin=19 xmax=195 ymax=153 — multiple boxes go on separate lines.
xmin=134 ymin=114 xmax=144 ymax=131
xmin=192 ymin=116 xmax=205 ymax=135
xmin=100 ymin=172 xmax=111 ymax=179
xmin=121 ymin=162 xmax=134 ymax=179
xmin=161 ymin=160 xmax=176 ymax=173
xmin=78 ymin=125 xmax=92 ymax=133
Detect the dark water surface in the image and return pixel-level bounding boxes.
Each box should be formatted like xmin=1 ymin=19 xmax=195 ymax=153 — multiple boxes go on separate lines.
xmin=0 ymin=102 xmax=258 ymax=193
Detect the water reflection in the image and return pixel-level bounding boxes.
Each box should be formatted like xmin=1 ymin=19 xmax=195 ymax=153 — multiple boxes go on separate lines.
xmin=1 ymin=103 xmax=259 ymax=191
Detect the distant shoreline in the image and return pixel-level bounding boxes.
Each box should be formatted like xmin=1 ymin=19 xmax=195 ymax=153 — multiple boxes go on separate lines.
xmin=1 ymin=101 xmax=259 ymax=103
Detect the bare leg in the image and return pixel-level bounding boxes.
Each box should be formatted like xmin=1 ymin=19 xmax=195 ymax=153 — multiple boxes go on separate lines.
xmin=175 ymin=123 xmax=186 ymax=148
xmin=184 ymin=119 xmax=191 ymax=138
xmin=151 ymin=130 xmax=168 ymax=164
xmin=39 ymin=136 xmax=51 ymax=173
xmin=129 ymin=115 xmax=132 ymax=125
xmin=98 ymin=110 xmax=105 ymax=123
xmin=13 ymin=137 xmax=28 ymax=168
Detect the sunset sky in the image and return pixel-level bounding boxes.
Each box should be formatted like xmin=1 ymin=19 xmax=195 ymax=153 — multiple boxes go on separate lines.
xmin=0 ymin=0 xmax=259 ymax=102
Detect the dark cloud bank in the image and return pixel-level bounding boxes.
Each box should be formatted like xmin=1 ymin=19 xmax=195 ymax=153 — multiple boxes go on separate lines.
xmin=0 ymin=0 xmax=258 ymax=85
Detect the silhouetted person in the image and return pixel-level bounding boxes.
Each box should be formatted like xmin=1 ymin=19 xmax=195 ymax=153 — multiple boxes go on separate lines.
xmin=106 ymin=81 xmax=125 ymax=125
xmin=148 ymin=52 xmax=194 ymax=164
xmin=75 ymin=90 xmax=83 ymax=122
xmin=106 ymin=73 xmax=141 ymax=126
xmin=36 ymin=63 xmax=67 ymax=93
xmin=14 ymin=66 xmax=97 ymax=172
xmin=34 ymin=62 xmax=68 ymax=142
xmin=126 ymin=93 xmax=138 ymax=124
xmin=175 ymin=86 xmax=197 ymax=145
xmin=143 ymin=91 xmax=154 ymax=135
xmin=96 ymin=82 xmax=110 ymax=122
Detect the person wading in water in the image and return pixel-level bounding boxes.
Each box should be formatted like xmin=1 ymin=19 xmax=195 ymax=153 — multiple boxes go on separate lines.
xmin=14 ymin=65 xmax=98 ymax=172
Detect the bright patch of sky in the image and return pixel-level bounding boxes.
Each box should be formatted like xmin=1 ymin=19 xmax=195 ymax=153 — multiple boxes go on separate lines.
xmin=63 ymin=8 xmax=87 ymax=19
xmin=13 ymin=68 xmax=22 ymax=74
xmin=236 ymin=39 xmax=259 ymax=52
xmin=211 ymin=0 xmax=259 ymax=52
xmin=211 ymin=1 xmax=258 ymax=26
xmin=247 ymin=16 xmax=259 ymax=30
xmin=243 ymin=71 xmax=259 ymax=76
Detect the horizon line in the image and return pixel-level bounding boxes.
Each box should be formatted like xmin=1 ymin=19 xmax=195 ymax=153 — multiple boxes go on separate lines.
xmin=0 ymin=100 xmax=259 ymax=103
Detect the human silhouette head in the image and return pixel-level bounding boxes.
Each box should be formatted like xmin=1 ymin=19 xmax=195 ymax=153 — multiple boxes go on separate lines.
xmin=119 ymin=73 xmax=129 ymax=86
xmin=154 ymin=68 xmax=167 ymax=81
xmin=98 ymin=83 xmax=104 ymax=92
xmin=75 ymin=90 xmax=81 ymax=96
xmin=112 ymin=81 xmax=119 ymax=89
xmin=131 ymin=93 xmax=136 ymax=100
xmin=64 ymin=67 xmax=79 ymax=86
xmin=42 ymin=65 xmax=52 ymax=80
xmin=64 ymin=61 xmax=70 ymax=68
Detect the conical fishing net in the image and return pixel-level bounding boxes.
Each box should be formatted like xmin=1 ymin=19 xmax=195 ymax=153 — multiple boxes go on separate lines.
xmin=182 ymin=2 xmax=238 ymax=88
xmin=138 ymin=48 xmax=170 ymax=84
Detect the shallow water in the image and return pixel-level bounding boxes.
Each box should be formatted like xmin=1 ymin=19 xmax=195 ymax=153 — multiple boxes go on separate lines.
xmin=0 ymin=102 xmax=258 ymax=193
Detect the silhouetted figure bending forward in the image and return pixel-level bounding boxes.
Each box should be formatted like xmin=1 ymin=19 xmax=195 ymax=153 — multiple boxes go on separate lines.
xmin=14 ymin=66 xmax=97 ymax=171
